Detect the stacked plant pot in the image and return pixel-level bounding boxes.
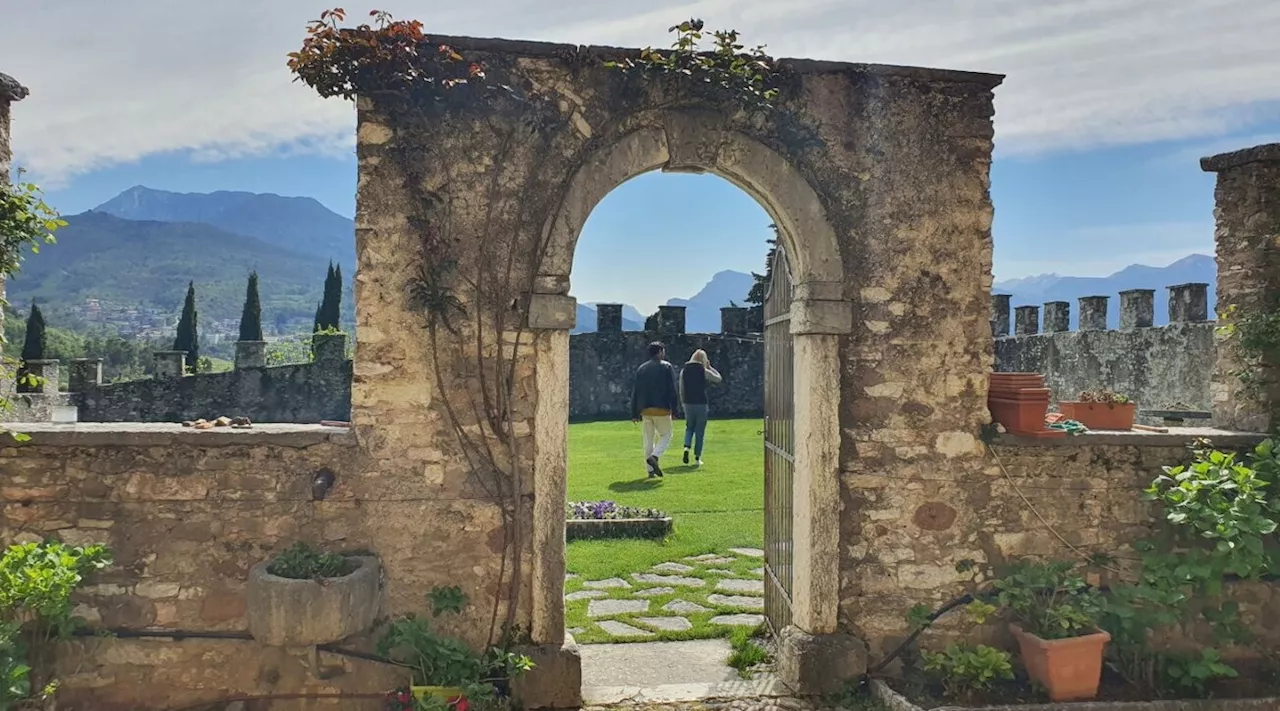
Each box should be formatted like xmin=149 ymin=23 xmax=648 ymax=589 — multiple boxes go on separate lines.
xmin=988 ymin=373 xmax=1065 ymax=439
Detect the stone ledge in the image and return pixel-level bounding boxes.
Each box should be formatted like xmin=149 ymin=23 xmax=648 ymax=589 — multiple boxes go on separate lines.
xmin=3 ymin=423 xmax=355 ymax=449
xmin=1201 ymin=143 xmax=1280 ymax=172
xmin=992 ymin=427 xmax=1266 ymax=449
xmin=0 ymin=72 xmax=28 ymax=102
xmin=417 ymin=34 xmax=1005 ymax=87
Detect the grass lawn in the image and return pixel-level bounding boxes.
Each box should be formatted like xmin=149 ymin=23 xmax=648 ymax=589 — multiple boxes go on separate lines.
xmin=565 ymin=418 xmax=766 ymax=643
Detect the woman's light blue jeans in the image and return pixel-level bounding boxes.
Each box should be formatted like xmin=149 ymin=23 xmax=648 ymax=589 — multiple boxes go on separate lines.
xmin=683 ymin=404 xmax=709 ymax=459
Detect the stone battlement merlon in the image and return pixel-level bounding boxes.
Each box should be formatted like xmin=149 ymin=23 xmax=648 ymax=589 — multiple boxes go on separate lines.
xmin=1201 ymin=142 xmax=1280 ymax=172
xmin=414 ymin=33 xmax=1006 ymax=88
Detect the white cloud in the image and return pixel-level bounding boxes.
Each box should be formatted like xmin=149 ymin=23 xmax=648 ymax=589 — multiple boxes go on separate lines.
xmin=1 ymin=0 xmax=1277 ymax=182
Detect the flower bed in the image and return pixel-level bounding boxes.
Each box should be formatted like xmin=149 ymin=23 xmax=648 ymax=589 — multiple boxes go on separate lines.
xmin=566 ymin=501 xmax=672 ymax=540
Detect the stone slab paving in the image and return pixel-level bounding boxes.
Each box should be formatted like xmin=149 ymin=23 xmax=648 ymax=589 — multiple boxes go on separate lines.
xmin=685 ymin=554 xmax=725 ymax=562
xmin=663 ymin=600 xmax=710 ymax=614
xmin=653 ymin=562 xmax=695 ymax=574
xmin=709 ymin=614 xmax=765 ymax=627
xmin=633 ymin=573 xmax=706 ymax=587
xmin=750 ymin=568 xmax=764 ymax=577
xmin=716 ymin=579 xmax=764 ymax=595
xmin=590 ymin=599 xmax=650 ymax=618
xmin=729 ymin=548 xmax=765 ymax=558
xmin=638 ymin=616 xmax=694 ymax=632
xmin=688 ymin=556 xmax=736 ymax=566
xmin=708 ymin=594 xmax=765 ymax=611
xmin=634 ymin=587 xmax=677 ymax=598
xmin=586 ymin=577 xmax=632 ymax=589
xmin=580 ymin=639 xmax=737 ymax=687
xmin=706 ymin=568 xmax=735 ymax=575
xmin=597 ymin=620 xmax=654 ymax=638
xmin=567 ymin=590 xmax=609 ymax=601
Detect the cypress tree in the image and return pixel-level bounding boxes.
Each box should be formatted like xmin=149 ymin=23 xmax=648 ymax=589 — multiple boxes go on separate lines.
xmin=314 ymin=262 xmax=341 ymax=333
xmin=20 ymin=301 xmax=46 ymax=362
xmin=327 ymin=263 xmax=343 ymax=330
xmin=238 ymin=271 xmax=263 ymax=342
xmin=173 ymin=281 xmax=199 ymax=370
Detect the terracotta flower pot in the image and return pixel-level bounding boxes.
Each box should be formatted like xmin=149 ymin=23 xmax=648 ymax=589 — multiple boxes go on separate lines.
xmin=1058 ymin=401 xmax=1136 ymax=431
xmin=1010 ymin=624 xmax=1110 ymax=702
xmin=988 ymin=374 xmax=1065 ymax=439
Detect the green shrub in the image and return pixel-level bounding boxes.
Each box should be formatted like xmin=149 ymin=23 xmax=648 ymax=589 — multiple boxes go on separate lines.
xmin=266 ymin=542 xmax=356 ymax=580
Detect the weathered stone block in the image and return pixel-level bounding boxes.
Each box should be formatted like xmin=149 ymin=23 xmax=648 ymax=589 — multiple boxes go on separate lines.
xmin=774 ymin=625 xmax=867 ymax=694
xmin=246 ymin=555 xmax=381 ymax=646
xmin=510 ymin=634 xmax=582 ymax=710
xmin=234 ymin=340 xmax=267 ymax=370
xmin=527 ymin=293 xmax=577 ymax=330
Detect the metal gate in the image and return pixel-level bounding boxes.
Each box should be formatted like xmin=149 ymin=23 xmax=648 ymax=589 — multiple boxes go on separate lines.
xmin=763 ymin=245 xmax=795 ymax=634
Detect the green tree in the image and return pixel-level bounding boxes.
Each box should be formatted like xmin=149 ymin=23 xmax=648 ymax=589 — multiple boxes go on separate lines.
xmin=20 ymin=301 xmax=46 ymax=362
xmin=173 ymin=281 xmax=199 ymax=370
xmin=313 ymin=262 xmax=343 ymax=332
xmin=745 ymin=224 xmax=779 ymax=307
xmin=238 ymin=271 xmax=263 ymax=342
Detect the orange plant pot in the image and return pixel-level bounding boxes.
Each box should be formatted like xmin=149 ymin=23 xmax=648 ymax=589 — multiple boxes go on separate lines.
xmin=1058 ymin=401 xmax=1136 ymax=431
xmin=1010 ymin=624 xmax=1110 ymax=702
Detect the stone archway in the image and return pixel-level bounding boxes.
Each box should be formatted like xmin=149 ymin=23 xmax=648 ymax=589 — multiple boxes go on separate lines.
xmin=528 ymin=119 xmax=849 ymax=656
xmin=353 ymin=35 xmax=1002 ymax=707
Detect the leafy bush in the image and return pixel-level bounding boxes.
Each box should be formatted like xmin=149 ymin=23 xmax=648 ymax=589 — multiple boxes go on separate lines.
xmin=1077 ymin=389 xmax=1131 ymax=405
xmin=566 ymin=501 xmax=666 ymax=520
xmin=993 ymin=559 xmax=1103 ymax=640
xmin=0 ymin=540 xmax=110 ymax=709
xmin=921 ymin=644 xmax=1014 ymax=697
xmin=266 ymin=542 xmax=357 ymax=580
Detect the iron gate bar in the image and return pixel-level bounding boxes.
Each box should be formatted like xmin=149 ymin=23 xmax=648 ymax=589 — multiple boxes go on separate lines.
xmin=762 ymin=245 xmax=795 ymax=635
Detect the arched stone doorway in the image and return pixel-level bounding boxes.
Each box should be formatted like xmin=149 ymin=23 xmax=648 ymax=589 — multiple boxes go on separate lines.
xmin=352 ymin=34 xmax=1002 ymax=708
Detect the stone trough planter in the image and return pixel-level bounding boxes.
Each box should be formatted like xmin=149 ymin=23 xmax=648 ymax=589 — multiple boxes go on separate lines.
xmin=247 ymin=555 xmax=381 ymax=646
xmin=566 ymin=517 xmax=673 ymax=541
xmin=869 ymin=679 xmax=1280 ymax=711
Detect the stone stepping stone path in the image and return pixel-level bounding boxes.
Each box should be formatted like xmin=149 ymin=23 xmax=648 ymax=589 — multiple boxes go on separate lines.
xmin=708 ymin=594 xmax=765 ymax=610
xmin=588 ymin=599 xmax=649 ymax=618
xmin=730 ymin=548 xmax=765 ymax=558
xmin=637 ymin=616 xmax=693 ymax=632
xmin=597 ymin=620 xmax=653 ymax=638
xmin=632 ymin=573 xmax=705 ymax=587
xmin=685 ymin=555 xmax=736 ymax=566
xmin=652 ymin=562 xmax=694 ymax=574
xmin=566 ymin=590 xmax=607 ymax=602
xmin=716 ymin=578 xmax=764 ymax=595
xmin=750 ymin=567 xmax=765 ymax=576
xmin=706 ymin=568 xmax=735 ymax=575
xmin=663 ymin=600 xmax=710 ymax=614
xmin=710 ymin=613 xmax=764 ymax=627
xmin=584 ymin=577 xmax=631 ymax=589
xmin=634 ymin=587 xmax=676 ymax=598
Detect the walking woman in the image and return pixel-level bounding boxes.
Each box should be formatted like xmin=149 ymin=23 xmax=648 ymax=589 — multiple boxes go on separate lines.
xmin=680 ymin=349 xmax=722 ymax=467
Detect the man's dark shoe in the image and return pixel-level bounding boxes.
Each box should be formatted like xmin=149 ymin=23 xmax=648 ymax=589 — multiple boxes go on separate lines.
xmin=647 ymin=455 xmax=663 ymax=477
xmin=683 ymin=448 xmax=690 ymax=464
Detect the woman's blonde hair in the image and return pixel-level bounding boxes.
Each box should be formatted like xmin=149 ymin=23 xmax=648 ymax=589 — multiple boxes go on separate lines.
xmin=688 ymin=349 xmax=710 ymax=367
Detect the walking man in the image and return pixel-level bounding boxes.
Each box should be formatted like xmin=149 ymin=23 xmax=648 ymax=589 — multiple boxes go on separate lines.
xmin=630 ymin=341 xmax=679 ymax=478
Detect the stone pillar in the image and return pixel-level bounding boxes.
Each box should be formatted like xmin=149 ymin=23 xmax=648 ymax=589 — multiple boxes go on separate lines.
xmin=990 ymin=294 xmax=1011 ymax=337
xmin=313 ymin=332 xmax=347 ymax=367
xmin=1119 ymin=289 xmax=1155 ymax=330
xmin=69 ymin=358 xmax=102 ymax=392
xmin=1043 ymin=301 xmax=1070 ymax=332
xmin=0 ymin=74 xmax=30 ymax=344
xmin=154 ymin=351 xmax=187 ymax=379
xmin=1013 ymin=305 xmax=1039 ymax=336
xmin=20 ymin=359 xmax=58 ymax=393
xmin=595 ymin=304 xmax=622 ymax=332
xmin=720 ymin=306 xmax=749 ymax=335
xmin=1168 ymin=283 xmax=1209 ymax=323
xmin=235 ymin=340 xmax=267 ymax=369
xmin=654 ymin=305 xmax=686 ymax=335
xmin=1202 ymin=143 xmax=1280 ymax=430
xmin=1078 ymin=296 xmax=1109 ymax=331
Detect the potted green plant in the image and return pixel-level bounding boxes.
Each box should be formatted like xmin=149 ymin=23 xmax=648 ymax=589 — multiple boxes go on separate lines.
xmin=1058 ymin=390 xmax=1136 ymax=431
xmin=247 ymin=542 xmax=381 ymax=647
xmin=377 ymin=587 xmax=534 ymax=709
xmin=994 ymin=559 xmax=1109 ymax=701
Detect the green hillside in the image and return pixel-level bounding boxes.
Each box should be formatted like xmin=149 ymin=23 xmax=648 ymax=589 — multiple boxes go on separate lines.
xmin=5 ymin=212 xmax=344 ymax=329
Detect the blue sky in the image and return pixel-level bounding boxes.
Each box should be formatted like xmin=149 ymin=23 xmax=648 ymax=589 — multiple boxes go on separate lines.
xmin=5 ymin=0 xmax=1278 ymax=314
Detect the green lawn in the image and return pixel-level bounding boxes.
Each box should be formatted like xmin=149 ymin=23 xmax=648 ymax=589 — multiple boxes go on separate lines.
xmin=565 ymin=418 xmax=766 ymax=643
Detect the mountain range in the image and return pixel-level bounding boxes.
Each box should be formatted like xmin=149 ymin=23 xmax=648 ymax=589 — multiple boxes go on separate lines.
xmin=4 ymin=185 xmax=1218 ymax=339
xmin=994 ymin=254 xmax=1217 ymax=329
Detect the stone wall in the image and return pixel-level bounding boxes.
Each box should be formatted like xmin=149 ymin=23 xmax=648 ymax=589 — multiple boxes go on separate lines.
xmin=992 ymin=286 xmax=1216 ymax=424
xmin=569 ymin=314 xmax=763 ymax=420
xmin=69 ymin=335 xmax=352 ymax=424
xmin=0 ymin=72 xmax=29 ymax=352
xmin=841 ymin=430 xmax=1280 ymax=661
xmin=1 ymin=424 xmax=503 ymax=710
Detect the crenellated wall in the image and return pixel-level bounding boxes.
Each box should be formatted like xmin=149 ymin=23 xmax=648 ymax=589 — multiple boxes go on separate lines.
xmin=569 ymin=304 xmax=763 ymax=421
xmin=992 ymin=284 xmax=1216 ymax=423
